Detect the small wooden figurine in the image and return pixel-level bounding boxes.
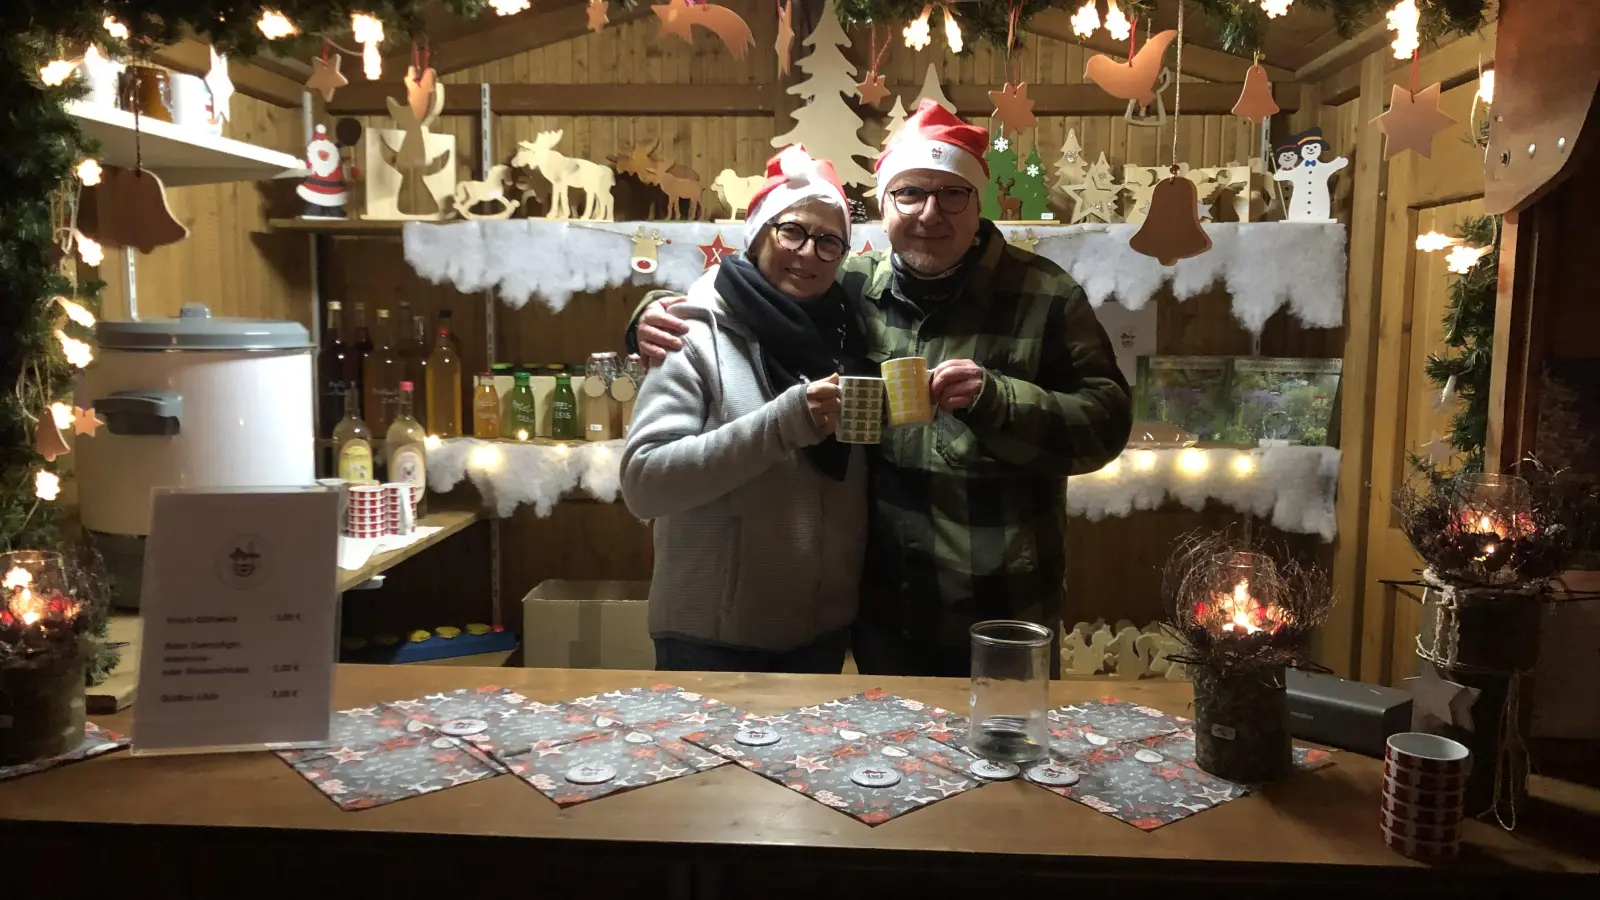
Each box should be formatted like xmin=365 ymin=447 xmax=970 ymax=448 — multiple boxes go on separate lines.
xmin=452 ymin=165 xmax=519 ymax=220
xmin=712 ymin=168 xmax=765 ymax=220
xmin=298 ymin=124 xmax=358 ymax=219
xmin=364 ymin=82 xmax=456 ymax=221
xmin=512 ymin=131 xmax=616 ymax=221
xmin=641 ymin=157 xmax=706 ymax=221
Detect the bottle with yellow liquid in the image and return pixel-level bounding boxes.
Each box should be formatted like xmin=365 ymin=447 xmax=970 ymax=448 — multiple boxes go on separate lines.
xmin=332 ymin=387 xmax=374 ymax=481
xmin=425 ymin=309 xmax=462 ymax=437
xmin=386 ymin=381 xmax=429 ymax=517
xmin=471 ymin=373 xmax=501 ymax=438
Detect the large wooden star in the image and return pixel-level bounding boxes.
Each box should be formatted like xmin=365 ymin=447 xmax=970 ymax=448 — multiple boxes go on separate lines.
xmin=699 ymin=233 xmax=737 ymax=269
xmin=653 ymin=1 xmax=696 ymax=43
xmin=856 ymin=71 xmax=890 ymax=107
xmin=989 ymin=82 xmax=1037 ymax=134
xmin=306 ymin=54 xmax=348 ymax=103
xmin=1372 ymin=82 xmax=1457 ymax=160
xmin=1064 ymin=177 xmax=1119 ymax=224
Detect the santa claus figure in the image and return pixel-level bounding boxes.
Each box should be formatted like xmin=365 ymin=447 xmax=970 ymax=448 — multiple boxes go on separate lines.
xmin=298 ymin=124 xmax=357 ymax=219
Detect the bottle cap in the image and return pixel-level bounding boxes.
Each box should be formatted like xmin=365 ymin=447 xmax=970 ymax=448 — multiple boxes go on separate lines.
xmin=399 ymin=381 xmax=414 ymax=391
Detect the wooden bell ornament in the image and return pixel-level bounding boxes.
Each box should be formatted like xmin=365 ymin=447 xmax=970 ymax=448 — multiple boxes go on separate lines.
xmin=1232 ymin=63 xmax=1280 ymax=125
xmin=1129 ymin=168 xmax=1212 ymax=267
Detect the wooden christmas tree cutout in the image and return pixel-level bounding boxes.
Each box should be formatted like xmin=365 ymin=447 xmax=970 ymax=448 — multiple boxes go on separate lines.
xmin=1086 ymin=29 xmax=1177 ymax=105
xmin=85 ymin=166 xmax=190 ymax=253
xmin=913 ymin=62 xmax=956 ymax=113
xmin=771 ymin=0 xmax=876 ymax=189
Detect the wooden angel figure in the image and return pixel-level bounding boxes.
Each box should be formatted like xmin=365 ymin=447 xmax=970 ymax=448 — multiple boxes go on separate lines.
xmin=1272 ymin=126 xmax=1347 ymax=222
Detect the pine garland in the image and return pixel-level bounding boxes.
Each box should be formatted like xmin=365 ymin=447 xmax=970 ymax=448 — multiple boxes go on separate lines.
xmin=1421 ymin=215 xmax=1499 ymax=474
xmin=1 ymin=1 xmax=485 ymax=684
xmin=835 ymin=0 xmax=1492 ymax=55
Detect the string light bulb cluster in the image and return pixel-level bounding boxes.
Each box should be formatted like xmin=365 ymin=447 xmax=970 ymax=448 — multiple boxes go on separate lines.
xmin=1071 ymin=1 xmax=1131 ymax=41
xmin=1071 ymin=1 xmax=1100 ymax=38
xmin=257 ymin=9 xmax=299 ymax=39
xmin=902 ymin=4 xmax=961 ymax=52
xmin=1387 ymin=0 xmax=1420 ymax=60
xmin=75 ymin=159 xmax=102 ymax=186
xmin=1260 ymin=0 xmax=1294 ymax=18
xmin=39 ymin=58 xmax=77 ymax=86
xmin=1103 ymin=1 xmax=1132 ymax=41
xmin=102 ymin=16 xmax=129 ymax=40
xmin=1476 ymin=69 xmax=1495 ymax=104
xmin=55 ymin=296 xmax=96 ymax=328
xmin=73 ymin=231 xmax=102 ymax=266
xmin=942 ymin=6 xmax=964 ymax=53
xmin=1416 ymin=231 xmax=1492 ymax=273
xmin=489 ymin=0 xmax=532 ymax=15
xmin=351 ymin=13 xmax=385 ymax=80
xmin=56 ymin=330 xmax=94 ymax=368
xmin=35 ymin=471 xmax=61 ymax=502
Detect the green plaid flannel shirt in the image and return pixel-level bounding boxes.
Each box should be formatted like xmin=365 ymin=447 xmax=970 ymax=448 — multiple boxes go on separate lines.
xmin=838 ymin=222 xmax=1132 ymax=647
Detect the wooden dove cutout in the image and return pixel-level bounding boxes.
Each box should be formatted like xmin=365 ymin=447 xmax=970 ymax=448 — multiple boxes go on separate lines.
xmin=1085 ymin=29 xmax=1178 ymax=106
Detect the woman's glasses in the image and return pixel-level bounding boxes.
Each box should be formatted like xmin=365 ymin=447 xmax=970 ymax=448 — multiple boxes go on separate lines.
xmin=771 ymin=221 xmax=848 ymax=263
xmin=887 ymin=186 xmax=974 ymax=216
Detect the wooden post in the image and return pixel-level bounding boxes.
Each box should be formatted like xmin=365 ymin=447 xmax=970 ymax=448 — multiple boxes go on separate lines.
xmin=1320 ymin=52 xmax=1390 ymax=678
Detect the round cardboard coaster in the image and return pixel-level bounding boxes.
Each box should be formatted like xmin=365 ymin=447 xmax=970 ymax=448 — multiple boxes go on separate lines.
xmin=969 ymin=759 xmax=1021 ymax=780
xmin=1025 ymin=763 xmax=1081 ymax=787
xmin=439 ymin=717 xmax=489 ymax=737
xmin=879 ymin=745 xmax=909 ymax=758
xmin=838 ymin=729 xmax=865 ymax=741
xmin=735 ymin=727 xmax=781 ymax=747
xmin=1133 ymin=749 xmax=1165 ymax=764
xmin=851 ymin=766 xmax=903 ymax=788
xmin=624 ymin=732 xmax=654 ymax=744
xmin=565 ymin=763 xmax=617 ymax=785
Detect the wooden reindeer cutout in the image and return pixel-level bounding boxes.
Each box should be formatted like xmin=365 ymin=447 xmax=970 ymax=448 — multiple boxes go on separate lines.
xmin=629 ymin=227 xmax=670 ymax=274
xmin=997 ymin=179 xmax=1023 ymax=221
xmin=452 ymin=165 xmax=519 ymax=220
xmin=512 ymin=130 xmax=616 ymax=221
xmin=641 ymin=154 xmax=705 ymax=221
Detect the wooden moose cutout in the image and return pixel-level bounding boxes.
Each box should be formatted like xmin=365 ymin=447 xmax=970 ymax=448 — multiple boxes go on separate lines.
xmin=512 ymin=130 xmax=616 ymax=220
xmin=643 ymin=157 xmax=705 ymax=220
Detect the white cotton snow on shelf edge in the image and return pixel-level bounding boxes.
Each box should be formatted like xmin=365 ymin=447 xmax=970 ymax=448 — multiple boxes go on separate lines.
xmin=424 ymin=438 xmax=1339 ymax=538
xmin=401 ymin=220 xmax=1346 ymax=334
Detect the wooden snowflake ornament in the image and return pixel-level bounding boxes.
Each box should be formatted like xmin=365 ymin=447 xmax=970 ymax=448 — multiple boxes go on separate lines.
xmin=989 ymin=82 xmax=1037 ymax=134
xmin=1373 ymin=82 xmax=1457 ymax=159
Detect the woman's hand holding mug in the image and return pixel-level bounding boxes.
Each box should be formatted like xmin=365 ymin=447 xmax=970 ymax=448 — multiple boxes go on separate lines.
xmin=807 ymin=373 xmax=842 ymax=434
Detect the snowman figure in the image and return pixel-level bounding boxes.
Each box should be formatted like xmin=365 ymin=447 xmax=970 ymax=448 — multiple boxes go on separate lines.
xmin=1272 ymin=126 xmax=1347 ymax=222
xmin=297 ymin=124 xmax=358 ymax=219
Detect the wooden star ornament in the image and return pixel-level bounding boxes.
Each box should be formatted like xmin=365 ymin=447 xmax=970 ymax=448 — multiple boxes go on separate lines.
xmin=699 ymin=234 xmax=737 ymax=269
xmin=989 ymin=82 xmax=1037 ymax=134
xmin=653 ymin=0 xmax=697 ymax=43
xmin=73 ymin=406 xmax=104 ymax=437
xmin=1373 ymin=82 xmax=1457 ymax=159
xmin=203 ymin=45 xmax=234 ymax=123
xmin=777 ymin=0 xmax=794 ymax=76
xmin=306 ymin=54 xmax=348 ymax=103
xmin=587 ymin=0 xmax=609 ymax=32
xmin=856 ymin=72 xmax=890 ymax=107
xmin=1404 ymin=664 xmax=1481 ymax=731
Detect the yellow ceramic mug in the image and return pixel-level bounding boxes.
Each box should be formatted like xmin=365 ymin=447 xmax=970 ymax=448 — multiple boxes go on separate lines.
xmin=881 ymin=356 xmax=933 ymax=426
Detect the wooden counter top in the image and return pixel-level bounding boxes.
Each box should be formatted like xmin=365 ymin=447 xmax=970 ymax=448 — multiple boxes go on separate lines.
xmin=3 ymin=666 xmax=1596 ymax=895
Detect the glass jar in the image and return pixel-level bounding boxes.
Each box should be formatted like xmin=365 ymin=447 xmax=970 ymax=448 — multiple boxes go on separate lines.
xmin=968 ymin=620 xmax=1053 ymax=764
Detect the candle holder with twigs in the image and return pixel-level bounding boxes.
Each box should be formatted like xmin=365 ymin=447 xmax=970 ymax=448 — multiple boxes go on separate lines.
xmin=0 ymin=549 xmax=91 ymax=765
xmin=1162 ymin=530 xmax=1333 ymax=783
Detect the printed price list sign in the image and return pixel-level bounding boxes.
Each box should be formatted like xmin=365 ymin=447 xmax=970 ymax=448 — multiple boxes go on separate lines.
xmin=133 ymin=488 xmax=341 ymax=754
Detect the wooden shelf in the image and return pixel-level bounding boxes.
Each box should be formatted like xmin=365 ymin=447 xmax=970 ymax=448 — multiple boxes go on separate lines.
xmin=68 ymin=101 xmax=304 ymax=187
xmin=338 ymin=508 xmax=480 ymax=593
xmin=267 ymin=217 xmax=407 ymax=235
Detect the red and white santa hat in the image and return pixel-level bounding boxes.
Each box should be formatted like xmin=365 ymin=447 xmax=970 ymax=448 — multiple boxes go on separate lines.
xmin=875 ymin=98 xmax=989 ymax=208
xmin=744 ymin=144 xmax=851 ymax=247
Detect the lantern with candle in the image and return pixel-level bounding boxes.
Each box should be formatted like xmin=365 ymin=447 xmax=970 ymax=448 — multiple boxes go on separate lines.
xmin=1163 ymin=532 xmax=1333 ymax=784
xmin=0 ymin=549 xmax=90 ymax=765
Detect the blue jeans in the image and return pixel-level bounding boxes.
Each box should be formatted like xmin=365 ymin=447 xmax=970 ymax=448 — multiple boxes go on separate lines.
xmin=653 ymin=628 xmax=851 ymax=674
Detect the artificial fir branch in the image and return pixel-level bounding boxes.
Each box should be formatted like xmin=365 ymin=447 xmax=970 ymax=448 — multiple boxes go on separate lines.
xmin=1419 ymin=215 xmax=1499 ymax=475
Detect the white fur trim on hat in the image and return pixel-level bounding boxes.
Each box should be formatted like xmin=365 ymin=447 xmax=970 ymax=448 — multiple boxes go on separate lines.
xmin=875 ymin=137 xmax=987 ymax=207
xmin=743 ymin=181 xmax=850 ymax=247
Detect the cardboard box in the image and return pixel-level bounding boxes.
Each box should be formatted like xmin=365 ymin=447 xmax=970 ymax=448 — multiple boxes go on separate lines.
xmin=522 ymin=579 xmax=654 ymax=670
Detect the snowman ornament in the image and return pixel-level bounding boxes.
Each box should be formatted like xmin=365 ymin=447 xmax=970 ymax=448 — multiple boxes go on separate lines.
xmin=298 ymin=124 xmax=358 ymax=219
xmin=1272 ymin=126 xmax=1347 ymax=222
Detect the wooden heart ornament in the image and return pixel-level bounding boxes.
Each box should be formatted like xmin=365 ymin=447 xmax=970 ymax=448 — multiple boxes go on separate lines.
xmin=405 ymin=64 xmax=437 ymax=123
xmin=84 ymin=165 xmax=190 ymax=253
xmin=1085 ymin=29 xmax=1177 ymax=106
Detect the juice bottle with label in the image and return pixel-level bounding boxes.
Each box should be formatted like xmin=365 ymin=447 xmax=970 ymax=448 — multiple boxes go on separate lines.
xmin=551 ymin=372 xmax=579 ymax=440
xmin=506 ymin=371 xmax=537 ymax=440
xmin=471 ymin=372 xmax=501 ymax=437
xmin=425 ymin=309 xmax=462 ymax=437
xmin=332 ymin=387 xmax=374 ymax=481
xmin=385 ymin=381 xmax=429 ymax=516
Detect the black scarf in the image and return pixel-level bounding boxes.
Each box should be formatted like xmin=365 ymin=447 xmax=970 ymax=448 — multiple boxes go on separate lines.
xmin=890 ymin=220 xmax=994 ymax=309
xmin=715 ymin=255 xmax=864 ymax=481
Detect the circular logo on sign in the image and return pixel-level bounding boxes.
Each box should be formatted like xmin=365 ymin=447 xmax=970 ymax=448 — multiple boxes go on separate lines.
xmin=214 ymin=533 xmax=271 ymax=590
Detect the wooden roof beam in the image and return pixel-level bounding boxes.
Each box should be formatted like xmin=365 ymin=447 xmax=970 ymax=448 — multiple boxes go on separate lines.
xmin=1025 ymin=7 xmax=1293 ymax=83
xmin=1316 ymin=24 xmax=1496 ymax=106
xmin=385 ymin=0 xmax=656 ymax=77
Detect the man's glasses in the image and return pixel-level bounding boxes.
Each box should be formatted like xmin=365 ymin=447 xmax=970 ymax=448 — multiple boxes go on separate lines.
xmin=887 ymin=186 xmax=974 ymax=216
xmin=771 ymin=221 xmax=848 ymax=263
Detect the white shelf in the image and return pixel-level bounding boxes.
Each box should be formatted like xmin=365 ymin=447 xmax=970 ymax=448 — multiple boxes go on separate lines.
xmin=67 ymin=101 xmax=304 ymax=187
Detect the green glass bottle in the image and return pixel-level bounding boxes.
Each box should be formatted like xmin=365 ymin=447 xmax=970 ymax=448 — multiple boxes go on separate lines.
xmin=551 ymin=372 xmax=579 ymax=440
xmin=506 ymin=371 xmax=537 ymax=441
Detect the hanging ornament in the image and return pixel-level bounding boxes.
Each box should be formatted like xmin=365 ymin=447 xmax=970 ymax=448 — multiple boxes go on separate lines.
xmin=1420 ymin=433 xmax=1453 ymax=464
xmin=73 ymin=406 xmax=105 ymax=437
xmin=204 ymin=45 xmax=234 ymax=124
xmin=405 ymin=48 xmax=438 ymax=123
xmin=776 ymin=0 xmax=794 ymax=76
xmin=258 ymin=9 xmax=299 ymax=39
xmin=856 ymin=21 xmax=893 ymax=107
xmin=654 ymin=0 xmax=695 ymax=41
xmin=699 ymin=234 xmax=737 ymax=269
xmin=1260 ymin=0 xmax=1293 ymax=17
xmin=1232 ymin=58 xmax=1280 ymax=124
xmin=76 ymin=159 xmax=103 ymax=186
xmin=652 ymin=1 xmax=754 ymax=59
xmin=55 ymin=296 xmax=96 ymax=327
xmin=1434 ymin=374 xmax=1458 ymax=412
xmin=1372 ymin=82 xmax=1457 ymax=159
xmin=588 ymin=0 xmax=610 ymax=32
xmin=35 ymin=471 xmax=61 ymax=502
xmin=1070 ymin=1 xmax=1100 ymax=38
xmin=1387 ymin=0 xmax=1420 ymax=60
xmin=351 ymin=13 xmax=385 ymax=80
xmin=306 ymin=48 xmax=348 ymax=102
xmin=630 ymin=227 xmax=670 ymax=274
xmin=56 ymin=330 xmax=94 ymax=368
xmin=103 ymin=16 xmax=129 ymax=40
xmin=35 ymin=416 xmax=70 ymax=463
xmin=989 ymin=82 xmax=1037 ymax=134
xmin=942 ymin=5 xmax=963 ymax=53
xmin=905 ymin=5 xmax=933 ymax=50
xmin=1104 ymin=1 xmax=1132 ymax=41
xmin=1130 ymin=169 xmax=1212 ymax=266
xmin=83 ymin=166 xmax=190 ymax=254
xmin=1086 ymin=30 xmax=1177 ymax=106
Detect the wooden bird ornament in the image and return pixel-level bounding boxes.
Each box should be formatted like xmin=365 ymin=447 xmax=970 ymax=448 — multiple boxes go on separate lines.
xmin=1085 ymin=29 xmax=1177 ymax=106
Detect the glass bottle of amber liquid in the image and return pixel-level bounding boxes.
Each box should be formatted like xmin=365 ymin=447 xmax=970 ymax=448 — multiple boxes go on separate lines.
xmin=331 ymin=387 xmax=374 ymax=482
xmin=425 ymin=309 xmax=462 ymax=437
xmin=386 ymin=381 xmax=428 ymax=517
xmin=363 ymin=308 xmax=402 ymax=434
xmin=398 ymin=302 xmax=429 ymax=426
xmin=351 ymin=301 xmax=374 ymax=418
xmin=471 ymin=373 xmax=501 ymax=438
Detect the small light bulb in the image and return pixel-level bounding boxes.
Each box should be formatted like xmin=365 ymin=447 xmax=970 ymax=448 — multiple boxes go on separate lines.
xmin=1098 ymin=458 xmax=1121 ymax=479
xmin=257 ymin=10 xmax=299 ymax=40
xmin=40 ymin=59 xmax=78 ymax=86
xmin=423 ymin=434 xmax=443 ymax=450
xmin=1104 ymin=1 xmax=1132 ymax=41
xmin=904 ymin=6 xmax=932 ymax=51
xmin=489 ymin=0 xmax=532 ymax=15
xmin=1232 ymin=454 xmax=1254 ymax=477
xmin=1260 ymin=0 xmax=1294 ymax=18
xmin=1070 ymin=1 xmax=1101 ymax=39
xmin=514 ymin=429 xmax=530 ymax=442
xmin=942 ymin=6 xmax=963 ymax=53
xmin=351 ymin=13 xmax=385 ymax=80
xmin=76 ymin=159 xmax=103 ymax=186
xmin=1387 ymin=0 xmax=1420 ymax=60
xmin=1178 ymin=448 xmax=1209 ymax=476
xmin=55 ymin=296 xmax=96 ymax=327
xmin=1476 ymin=69 xmax=1495 ymax=105
xmin=469 ymin=443 xmax=503 ymax=472
xmin=1415 ymin=231 xmax=1456 ymax=252
xmin=56 ymin=330 xmax=94 ymax=368
xmin=103 ymin=16 xmax=129 ymax=40
xmin=75 ymin=231 xmax=103 ymax=266
xmin=1133 ymin=449 xmax=1157 ymax=472
xmin=1445 ymin=244 xmax=1492 ymax=274
xmin=49 ymin=403 xmax=74 ymax=429
xmin=35 ymin=470 xmax=61 ymax=501
xmin=554 ymin=443 xmax=571 ymax=455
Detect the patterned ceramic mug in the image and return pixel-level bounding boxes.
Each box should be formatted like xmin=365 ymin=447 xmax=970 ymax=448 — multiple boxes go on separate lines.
xmin=836 ymin=376 xmax=884 ymax=445
xmin=881 ymin=357 xmax=933 ymax=426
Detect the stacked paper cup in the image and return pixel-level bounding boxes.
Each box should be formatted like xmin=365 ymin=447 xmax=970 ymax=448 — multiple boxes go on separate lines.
xmin=1381 ymin=732 xmax=1470 ymax=861
xmin=346 ymin=485 xmax=386 ymax=538
xmin=383 ymin=482 xmax=416 ymax=536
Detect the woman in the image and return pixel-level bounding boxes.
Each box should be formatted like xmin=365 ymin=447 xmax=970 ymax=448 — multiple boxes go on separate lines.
xmin=621 ymin=145 xmax=867 ymax=674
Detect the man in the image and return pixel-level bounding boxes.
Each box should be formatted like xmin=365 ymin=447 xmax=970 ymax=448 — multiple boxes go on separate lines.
xmin=632 ymin=100 xmax=1132 ymax=676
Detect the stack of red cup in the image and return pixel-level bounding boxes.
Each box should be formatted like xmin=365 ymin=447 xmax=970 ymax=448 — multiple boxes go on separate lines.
xmin=346 ymin=484 xmax=387 ymax=538
xmin=1381 ymin=732 xmax=1470 ymax=861
xmin=382 ymin=482 xmax=415 ymax=535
